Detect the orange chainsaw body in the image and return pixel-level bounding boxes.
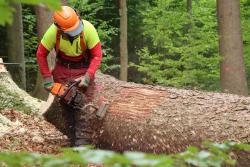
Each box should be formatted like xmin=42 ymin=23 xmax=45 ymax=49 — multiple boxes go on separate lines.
xmin=50 ymin=82 xmax=68 ymax=97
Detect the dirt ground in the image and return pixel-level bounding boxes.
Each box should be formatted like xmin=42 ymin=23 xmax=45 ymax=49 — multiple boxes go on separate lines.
xmin=0 ymin=109 xmax=70 ymax=154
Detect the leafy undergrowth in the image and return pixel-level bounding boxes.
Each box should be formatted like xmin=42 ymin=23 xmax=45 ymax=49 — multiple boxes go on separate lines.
xmin=0 ymin=141 xmax=250 ymax=167
xmin=0 ymin=110 xmax=250 ymax=167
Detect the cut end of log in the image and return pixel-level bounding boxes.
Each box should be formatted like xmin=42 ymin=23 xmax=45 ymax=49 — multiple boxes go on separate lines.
xmin=0 ymin=58 xmax=7 ymax=73
xmin=39 ymin=93 xmax=55 ymax=115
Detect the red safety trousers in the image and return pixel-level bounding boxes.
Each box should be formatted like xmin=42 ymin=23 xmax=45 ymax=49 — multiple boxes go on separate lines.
xmin=52 ymin=61 xmax=87 ymax=84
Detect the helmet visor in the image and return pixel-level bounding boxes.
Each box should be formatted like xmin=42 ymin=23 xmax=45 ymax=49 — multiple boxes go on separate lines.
xmin=64 ymin=20 xmax=83 ymax=37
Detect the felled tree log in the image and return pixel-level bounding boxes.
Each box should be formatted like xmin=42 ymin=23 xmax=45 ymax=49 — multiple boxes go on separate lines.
xmin=44 ymin=72 xmax=250 ymax=150
xmin=44 ymin=72 xmax=250 ymax=161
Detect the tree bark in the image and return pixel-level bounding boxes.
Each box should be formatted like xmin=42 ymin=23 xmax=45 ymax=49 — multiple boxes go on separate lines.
xmin=60 ymin=0 xmax=67 ymax=5
xmin=7 ymin=3 xmax=26 ymax=90
xmin=187 ymin=0 xmax=192 ymax=13
xmin=217 ymin=0 xmax=248 ymax=96
xmin=119 ymin=0 xmax=128 ymax=81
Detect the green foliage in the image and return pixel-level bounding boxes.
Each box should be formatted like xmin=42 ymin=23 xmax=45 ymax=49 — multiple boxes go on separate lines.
xmin=22 ymin=6 xmax=37 ymax=61
xmin=241 ymin=0 xmax=250 ymax=90
xmin=0 ymin=1 xmax=14 ymax=25
xmin=68 ymin=0 xmax=118 ymax=73
xmin=0 ymin=141 xmax=250 ymax=167
xmin=22 ymin=6 xmax=38 ymax=92
xmin=0 ymin=0 xmax=60 ymax=26
xmin=2 ymin=0 xmax=250 ymax=92
xmin=133 ymin=0 xmax=220 ymax=91
xmin=126 ymin=0 xmax=153 ymax=81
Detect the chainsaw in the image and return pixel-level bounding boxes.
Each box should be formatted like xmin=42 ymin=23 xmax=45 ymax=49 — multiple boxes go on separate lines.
xmin=49 ymin=81 xmax=108 ymax=120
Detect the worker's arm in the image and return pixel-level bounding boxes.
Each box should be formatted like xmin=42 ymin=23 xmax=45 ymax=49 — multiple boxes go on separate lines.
xmin=36 ymin=24 xmax=57 ymax=78
xmin=36 ymin=43 xmax=51 ymax=77
xmin=84 ymin=20 xmax=103 ymax=80
xmin=87 ymin=42 xmax=102 ymax=79
xmin=74 ymin=42 xmax=102 ymax=87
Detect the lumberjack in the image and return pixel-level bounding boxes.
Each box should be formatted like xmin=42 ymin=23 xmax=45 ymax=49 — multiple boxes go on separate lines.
xmin=36 ymin=6 xmax=103 ymax=146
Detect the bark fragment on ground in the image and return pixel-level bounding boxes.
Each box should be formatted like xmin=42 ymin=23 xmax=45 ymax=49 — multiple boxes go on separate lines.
xmin=0 ymin=109 xmax=69 ymax=154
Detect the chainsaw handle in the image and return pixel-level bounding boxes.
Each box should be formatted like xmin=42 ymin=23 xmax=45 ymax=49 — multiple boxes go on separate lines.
xmin=69 ymin=80 xmax=81 ymax=88
xmin=60 ymin=80 xmax=81 ymax=100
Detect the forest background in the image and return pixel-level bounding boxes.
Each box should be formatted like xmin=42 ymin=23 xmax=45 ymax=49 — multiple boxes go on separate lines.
xmin=1 ymin=0 xmax=250 ymax=95
xmin=1 ymin=0 xmax=250 ymax=166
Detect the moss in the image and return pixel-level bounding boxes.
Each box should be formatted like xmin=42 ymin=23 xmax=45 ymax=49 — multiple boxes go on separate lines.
xmin=0 ymin=85 xmax=32 ymax=114
xmin=0 ymin=114 xmax=11 ymax=126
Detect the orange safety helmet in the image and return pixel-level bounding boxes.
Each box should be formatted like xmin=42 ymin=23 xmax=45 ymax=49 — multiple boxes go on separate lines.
xmin=53 ymin=6 xmax=83 ymax=36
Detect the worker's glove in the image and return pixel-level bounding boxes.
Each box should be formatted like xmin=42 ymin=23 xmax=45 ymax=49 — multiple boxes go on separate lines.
xmin=75 ymin=72 xmax=90 ymax=88
xmin=43 ymin=76 xmax=54 ymax=90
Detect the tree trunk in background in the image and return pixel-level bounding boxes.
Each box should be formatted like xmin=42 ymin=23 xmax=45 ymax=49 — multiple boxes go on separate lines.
xmin=7 ymin=3 xmax=26 ymax=90
xmin=33 ymin=5 xmax=55 ymax=100
xmin=186 ymin=0 xmax=192 ymax=31
xmin=187 ymin=0 xmax=192 ymax=13
xmin=33 ymin=1 xmax=66 ymax=100
xmin=60 ymin=0 xmax=67 ymax=5
xmin=217 ymin=0 xmax=248 ymax=95
xmin=119 ymin=0 xmax=128 ymax=81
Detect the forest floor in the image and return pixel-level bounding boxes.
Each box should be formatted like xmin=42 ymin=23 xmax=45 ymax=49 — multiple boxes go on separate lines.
xmin=0 ymin=109 xmax=70 ymax=154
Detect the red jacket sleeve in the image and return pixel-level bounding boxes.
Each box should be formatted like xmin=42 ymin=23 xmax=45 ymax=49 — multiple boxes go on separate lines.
xmin=36 ymin=43 xmax=51 ymax=77
xmin=87 ymin=42 xmax=103 ymax=79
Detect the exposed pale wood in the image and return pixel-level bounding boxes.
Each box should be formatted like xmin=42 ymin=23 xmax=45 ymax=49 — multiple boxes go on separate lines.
xmin=0 ymin=58 xmax=7 ymax=72
xmin=39 ymin=93 xmax=55 ymax=115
